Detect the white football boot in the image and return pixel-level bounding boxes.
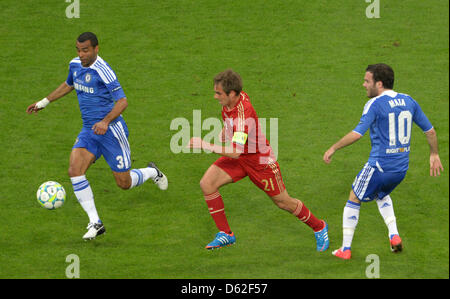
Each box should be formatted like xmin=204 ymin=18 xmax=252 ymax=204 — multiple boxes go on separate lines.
xmin=148 ymin=162 xmax=168 ymax=190
xmin=83 ymin=221 xmax=106 ymax=240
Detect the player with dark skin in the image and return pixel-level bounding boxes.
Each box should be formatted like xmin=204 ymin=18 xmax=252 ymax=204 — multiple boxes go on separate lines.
xmin=27 ymin=39 xmax=131 ymax=190
xmin=26 ymin=32 xmax=168 ymax=240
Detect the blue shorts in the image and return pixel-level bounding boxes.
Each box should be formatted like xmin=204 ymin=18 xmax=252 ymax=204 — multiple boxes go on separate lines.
xmin=352 ymin=162 xmax=406 ymax=202
xmin=73 ymin=118 xmax=131 ymax=172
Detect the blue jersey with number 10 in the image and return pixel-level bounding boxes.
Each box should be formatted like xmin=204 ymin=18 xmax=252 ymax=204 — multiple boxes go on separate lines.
xmin=66 ymin=56 xmax=126 ymax=128
xmin=353 ymin=90 xmax=433 ymax=172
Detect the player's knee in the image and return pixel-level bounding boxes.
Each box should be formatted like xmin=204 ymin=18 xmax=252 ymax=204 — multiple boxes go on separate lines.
xmin=116 ymin=180 xmax=131 ymax=190
xmin=115 ymin=177 xmax=131 ymax=190
xmin=199 ymin=177 xmax=214 ymax=195
xmin=199 ymin=177 xmax=209 ymax=192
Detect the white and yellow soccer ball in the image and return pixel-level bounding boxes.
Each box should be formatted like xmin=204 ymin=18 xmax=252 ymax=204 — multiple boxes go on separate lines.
xmin=36 ymin=181 xmax=66 ymax=210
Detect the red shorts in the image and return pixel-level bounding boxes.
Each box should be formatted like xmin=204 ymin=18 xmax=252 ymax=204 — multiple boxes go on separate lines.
xmin=214 ymin=156 xmax=286 ymax=196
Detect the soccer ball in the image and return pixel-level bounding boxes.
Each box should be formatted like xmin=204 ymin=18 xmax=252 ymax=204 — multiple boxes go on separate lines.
xmin=37 ymin=181 xmax=66 ymax=210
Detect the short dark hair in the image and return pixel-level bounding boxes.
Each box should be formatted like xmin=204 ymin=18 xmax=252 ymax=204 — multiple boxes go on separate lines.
xmin=366 ymin=63 xmax=394 ymax=89
xmin=77 ymin=32 xmax=98 ymax=47
xmin=214 ymin=69 xmax=242 ymax=96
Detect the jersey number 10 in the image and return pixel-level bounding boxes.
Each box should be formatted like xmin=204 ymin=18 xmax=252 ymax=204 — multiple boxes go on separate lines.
xmin=388 ymin=111 xmax=412 ymax=146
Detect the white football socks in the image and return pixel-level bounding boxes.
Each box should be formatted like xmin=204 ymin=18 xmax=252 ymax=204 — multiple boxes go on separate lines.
xmin=342 ymin=200 xmax=361 ymax=250
xmin=129 ymin=167 xmax=158 ymax=189
xmin=376 ymin=195 xmax=399 ymax=238
xmin=71 ymin=175 xmax=100 ymax=224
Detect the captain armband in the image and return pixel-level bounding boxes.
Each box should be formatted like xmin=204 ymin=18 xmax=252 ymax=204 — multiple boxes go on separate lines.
xmin=232 ymin=131 xmax=248 ymax=146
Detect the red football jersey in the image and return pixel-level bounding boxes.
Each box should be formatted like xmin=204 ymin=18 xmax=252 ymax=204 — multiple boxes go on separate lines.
xmin=221 ymin=91 xmax=276 ymax=166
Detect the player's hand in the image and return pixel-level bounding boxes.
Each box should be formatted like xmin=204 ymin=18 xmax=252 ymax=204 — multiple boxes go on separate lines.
xmin=26 ymin=102 xmax=43 ymax=114
xmin=187 ymin=137 xmax=203 ymax=149
xmin=430 ymin=154 xmax=444 ymax=176
xmin=92 ymin=121 xmax=109 ymax=135
xmin=323 ymin=148 xmax=335 ymax=164
xmin=27 ymin=98 xmax=50 ymax=114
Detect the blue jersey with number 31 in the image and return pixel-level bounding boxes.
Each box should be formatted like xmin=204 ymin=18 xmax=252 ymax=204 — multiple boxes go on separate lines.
xmin=66 ymin=56 xmax=126 ymax=128
xmin=353 ymin=90 xmax=433 ymax=172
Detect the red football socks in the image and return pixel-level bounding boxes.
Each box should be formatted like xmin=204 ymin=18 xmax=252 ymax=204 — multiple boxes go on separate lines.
xmin=204 ymin=191 xmax=232 ymax=234
xmin=293 ymin=200 xmax=324 ymax=232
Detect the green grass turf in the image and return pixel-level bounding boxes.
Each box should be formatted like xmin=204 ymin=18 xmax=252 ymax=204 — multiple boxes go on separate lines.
xmin=0 ymin=0 xmax=448 ymax=279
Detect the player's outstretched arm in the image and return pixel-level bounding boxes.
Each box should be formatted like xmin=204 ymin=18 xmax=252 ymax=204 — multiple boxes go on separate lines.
xmin=323 ymin=131 xmax=362 ymax=164
xmin=26 ymin=82 xmax=74 ymax=114
xmin=425 ymin=128 xmax=444 ymax=176
xmin=187 ymin=137 xmax=242 ymax=159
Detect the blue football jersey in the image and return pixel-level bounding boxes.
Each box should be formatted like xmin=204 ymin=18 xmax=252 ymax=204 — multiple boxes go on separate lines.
xmin=353 ymin=90 xmax=433 ymax=172
xmin=66 ymin=56 xmax=126 ymax=128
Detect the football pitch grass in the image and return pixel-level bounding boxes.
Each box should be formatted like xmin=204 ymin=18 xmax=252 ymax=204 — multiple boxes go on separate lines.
xmin=0 ymin=0 xmax=448 ymax=279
